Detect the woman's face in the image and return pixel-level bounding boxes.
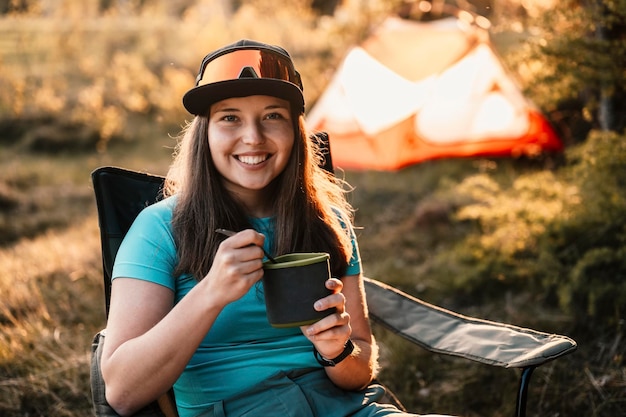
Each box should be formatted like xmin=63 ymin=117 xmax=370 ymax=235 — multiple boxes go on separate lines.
xmin=208 ymin=95 xmax=295 ymax=203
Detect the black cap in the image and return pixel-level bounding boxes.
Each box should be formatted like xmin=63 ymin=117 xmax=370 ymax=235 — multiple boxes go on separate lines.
xmin=182 ymin=39 xmax=305 ymax=116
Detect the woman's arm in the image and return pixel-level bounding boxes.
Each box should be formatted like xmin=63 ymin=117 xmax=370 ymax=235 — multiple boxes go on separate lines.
xmin=101 ymin=230 xmax=266 ymax=416
xmin=302 ymin=273 xmax=378 ymax=391
xmin=102 ymin=277 xmax=221 ymax=415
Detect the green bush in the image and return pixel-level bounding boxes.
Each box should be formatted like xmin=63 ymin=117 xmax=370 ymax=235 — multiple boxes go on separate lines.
xmin=413 ymin=130 xmax=626 ymax=330
xmin=547 ymin=131 xmax=626 ymax=327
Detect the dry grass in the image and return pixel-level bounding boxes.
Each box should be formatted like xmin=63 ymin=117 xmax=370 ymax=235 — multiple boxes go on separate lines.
xmin=0 ymin=217 xmax=103 ymax=417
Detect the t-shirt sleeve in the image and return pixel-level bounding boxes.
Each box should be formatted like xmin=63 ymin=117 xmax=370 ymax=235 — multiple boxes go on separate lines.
xmin=345 ymin=223 xmax=362 ymax=277
xmin=111 ymin=200 xmax=178 ymax=291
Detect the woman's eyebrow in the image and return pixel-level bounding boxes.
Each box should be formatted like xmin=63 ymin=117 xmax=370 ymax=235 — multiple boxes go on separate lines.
xmin=212 ymin=106 xmax=240 ymax=114
xmin=264 ymin=104 xmax=290 ymax=111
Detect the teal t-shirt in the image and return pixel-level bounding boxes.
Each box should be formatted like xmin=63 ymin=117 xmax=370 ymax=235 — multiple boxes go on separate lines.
xmin=112 ymin=197 xmax=362 ymax=417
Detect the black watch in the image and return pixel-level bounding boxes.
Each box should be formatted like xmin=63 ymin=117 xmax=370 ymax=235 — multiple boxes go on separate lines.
xmin=313 ymin=339 xmax=355 ymax=367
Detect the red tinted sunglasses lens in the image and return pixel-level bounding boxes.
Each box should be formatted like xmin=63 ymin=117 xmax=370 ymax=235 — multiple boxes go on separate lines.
xmin=197 ymin=49 xmax=301 ymax=88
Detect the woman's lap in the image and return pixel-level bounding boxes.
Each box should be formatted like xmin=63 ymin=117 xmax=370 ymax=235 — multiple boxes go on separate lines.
xmin=193 ymin=368 xmax=427 ymax=417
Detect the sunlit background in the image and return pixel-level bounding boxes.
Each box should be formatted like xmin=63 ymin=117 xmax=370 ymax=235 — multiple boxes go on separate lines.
xmin=1 ymin=1 xmax=624 ymax=416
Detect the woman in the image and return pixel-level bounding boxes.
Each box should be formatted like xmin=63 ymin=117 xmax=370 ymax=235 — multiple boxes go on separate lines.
xmin=100 ymin=39 xmax=428 ymax=417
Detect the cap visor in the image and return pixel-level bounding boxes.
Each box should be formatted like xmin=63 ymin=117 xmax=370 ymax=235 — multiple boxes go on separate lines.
xmin=183 ymin=78 xmax=304 ymax=116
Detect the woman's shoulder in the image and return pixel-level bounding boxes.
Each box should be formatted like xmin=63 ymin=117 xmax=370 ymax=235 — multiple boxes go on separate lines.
xmin=126 ymin=196 xmax=177 ymax=237
xmin=330 ymin=206 xmax=353 ymax=229
xmin=136 ymin=195 xmax=177 ymax=222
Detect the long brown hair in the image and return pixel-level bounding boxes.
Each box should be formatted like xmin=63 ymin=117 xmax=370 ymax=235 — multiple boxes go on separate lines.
xmin=164 ymin=111 xmax=355 ymax=280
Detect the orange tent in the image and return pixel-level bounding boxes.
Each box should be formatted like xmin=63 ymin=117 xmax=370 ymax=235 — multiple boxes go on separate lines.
xmin=306 ymin=17 xmax=563 ymax=171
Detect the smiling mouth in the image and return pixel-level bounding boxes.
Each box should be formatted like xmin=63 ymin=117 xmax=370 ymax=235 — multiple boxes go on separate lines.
xmin=236 ymin=154 xmax=269 ymax=165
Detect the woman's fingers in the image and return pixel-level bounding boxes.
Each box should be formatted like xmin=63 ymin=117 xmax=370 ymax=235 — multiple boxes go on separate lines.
xmin=218 ymin=229 xmax=266 ymax=258
xmin=204 ymin=229 xmax=266 ymax=302
xmin=312 ymin=278 xmax=344 ymax=312
xmin=303 ymin=278 xmax=351 ymax=345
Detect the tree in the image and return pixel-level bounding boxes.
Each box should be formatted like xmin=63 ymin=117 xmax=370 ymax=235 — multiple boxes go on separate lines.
xmin=527 ymin=0 xmax=626 ymax=135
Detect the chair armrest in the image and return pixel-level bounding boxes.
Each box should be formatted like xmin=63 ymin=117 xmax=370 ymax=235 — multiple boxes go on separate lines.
xmin=90 ymin=330 xmax=178 ymax=417
xmin=363 ymin=277 xmax=577 ymax=369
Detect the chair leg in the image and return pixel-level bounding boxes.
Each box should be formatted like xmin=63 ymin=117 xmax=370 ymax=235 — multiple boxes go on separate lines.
xmin=515 ymin=366 xmax=536 ymax=417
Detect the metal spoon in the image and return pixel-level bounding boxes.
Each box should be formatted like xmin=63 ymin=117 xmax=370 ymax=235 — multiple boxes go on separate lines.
xmin=215 ymin=228 xmax=278 ymax=263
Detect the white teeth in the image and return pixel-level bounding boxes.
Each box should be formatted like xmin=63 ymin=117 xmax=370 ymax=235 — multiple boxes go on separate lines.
xmin=238 ymin=155 xmax=267 ymax=165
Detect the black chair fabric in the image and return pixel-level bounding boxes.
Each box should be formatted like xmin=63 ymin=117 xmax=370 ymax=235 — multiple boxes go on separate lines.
xmin=92 ymin=167 xmax=165 ymax=317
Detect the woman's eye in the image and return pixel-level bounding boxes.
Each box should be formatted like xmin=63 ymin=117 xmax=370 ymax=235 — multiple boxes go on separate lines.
xmin=222 ymin=114 xmax=238 ymax=122
xmin=265 ymin=112 xmax=286 ymax=120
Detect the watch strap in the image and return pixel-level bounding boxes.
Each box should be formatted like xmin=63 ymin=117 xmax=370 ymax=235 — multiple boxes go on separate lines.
xmin=313 ymin=339 xmax=355 ymax=367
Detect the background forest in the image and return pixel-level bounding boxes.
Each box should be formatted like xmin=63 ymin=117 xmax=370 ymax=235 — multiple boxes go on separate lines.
xmin=0 ymin=0 xmax=624 ymax=416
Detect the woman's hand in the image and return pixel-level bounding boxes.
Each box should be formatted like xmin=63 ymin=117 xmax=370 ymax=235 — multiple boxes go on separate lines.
xmin=301 ymin=278 xmax=352 ymax=359
xmin=301 ymin=274 xmax=378 ymax=391
xmin=203 ymin=229 xmax=266 ymax=306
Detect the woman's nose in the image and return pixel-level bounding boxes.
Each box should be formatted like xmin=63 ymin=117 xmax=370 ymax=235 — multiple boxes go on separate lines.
xmin=241 ymin=122 xmax=265 ymax=145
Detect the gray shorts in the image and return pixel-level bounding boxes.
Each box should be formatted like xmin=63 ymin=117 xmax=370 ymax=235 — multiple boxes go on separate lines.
xmin=192 ymin=368 xmax=427 ymax=417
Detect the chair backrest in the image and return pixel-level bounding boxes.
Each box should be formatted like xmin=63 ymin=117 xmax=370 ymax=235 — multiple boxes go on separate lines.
xmin=92 ymin=132 xmax=333 ymax=318
xmin=92 ymin=167 xmax=165 ymax=317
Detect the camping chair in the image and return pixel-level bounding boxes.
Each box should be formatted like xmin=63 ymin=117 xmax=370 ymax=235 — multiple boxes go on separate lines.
xmin=89 ymin=135 xmax=576 ymax=417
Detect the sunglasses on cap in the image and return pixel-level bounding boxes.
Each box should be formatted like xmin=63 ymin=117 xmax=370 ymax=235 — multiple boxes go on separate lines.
xmin=195 ymin=48 xmax=303 ymax=90
xmin=183 ymin=40 xmax=306 ymax=116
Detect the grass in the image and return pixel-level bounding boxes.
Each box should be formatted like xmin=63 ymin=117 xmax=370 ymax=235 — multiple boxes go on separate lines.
xmin=0 ymin=138 xmax=175 ymax=416
xmin=0 ymin=219 xmax=100 ymax=416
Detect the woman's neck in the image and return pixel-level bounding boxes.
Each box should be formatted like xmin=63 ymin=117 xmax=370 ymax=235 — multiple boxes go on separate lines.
xmin=234 ymin=190 xmax=272 ymax=218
